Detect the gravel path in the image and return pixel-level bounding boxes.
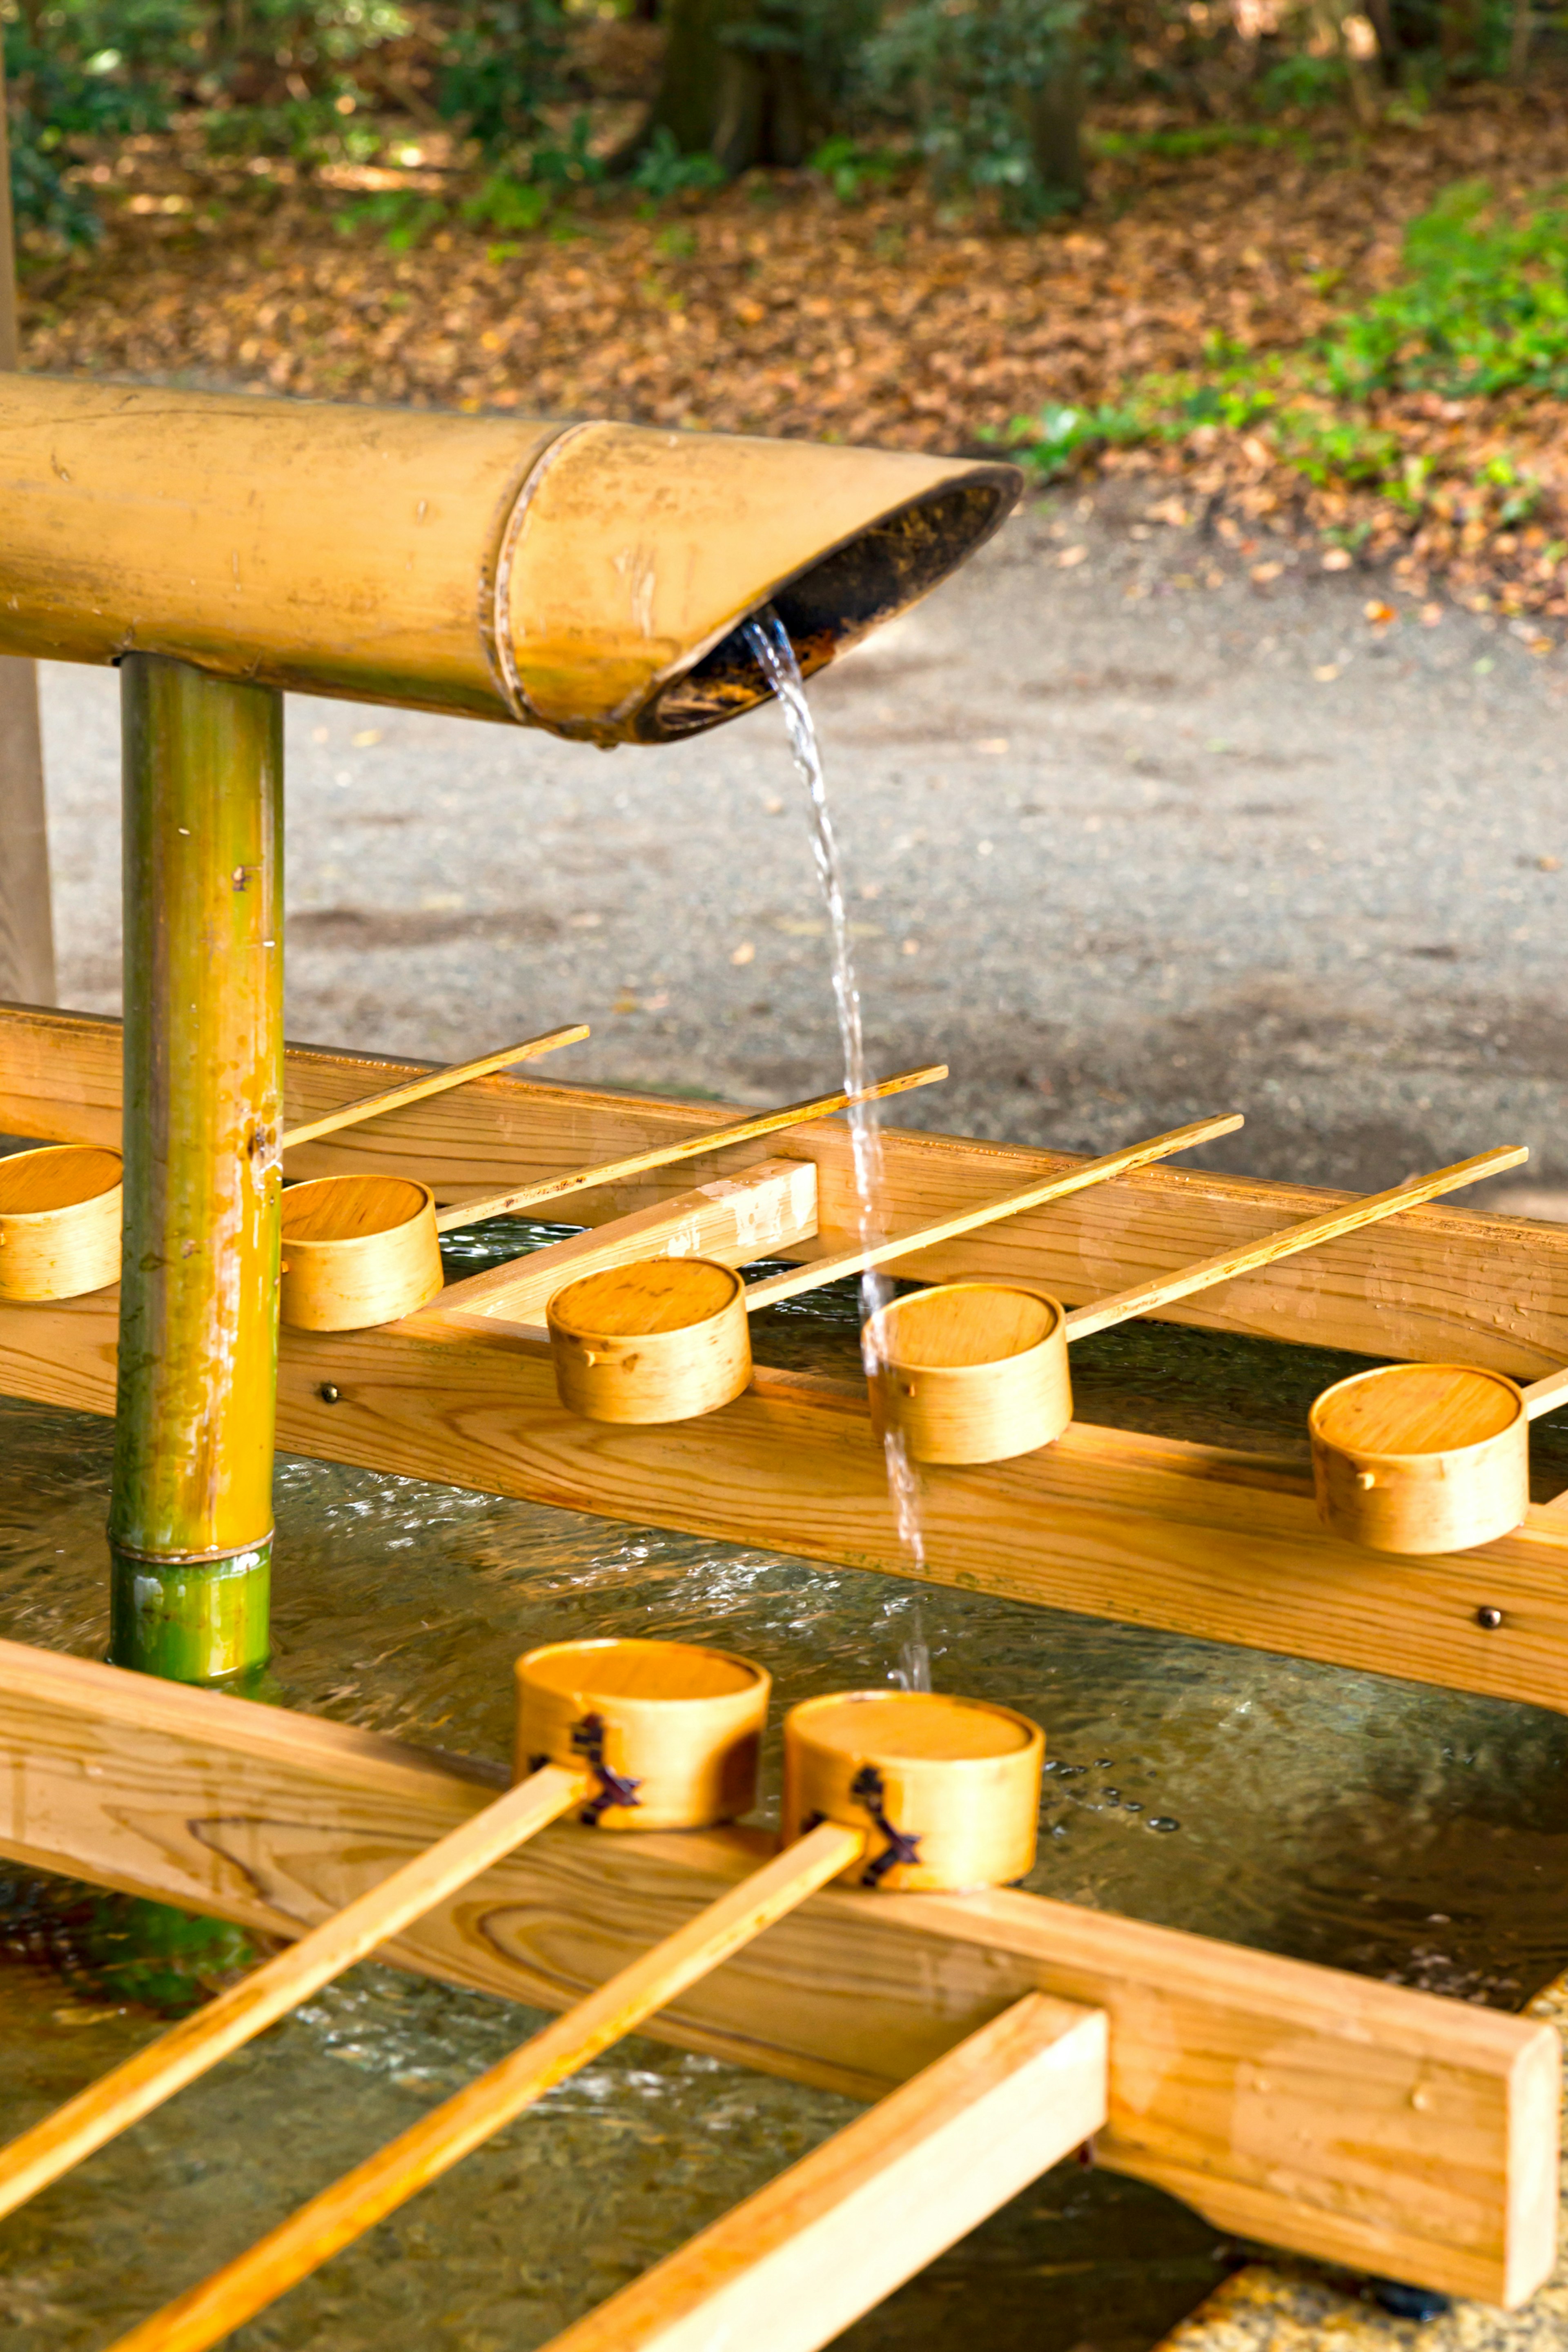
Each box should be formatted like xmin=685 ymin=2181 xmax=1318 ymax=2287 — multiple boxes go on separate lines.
xmin=39 ymin=483 xmax=1568 ymax=1207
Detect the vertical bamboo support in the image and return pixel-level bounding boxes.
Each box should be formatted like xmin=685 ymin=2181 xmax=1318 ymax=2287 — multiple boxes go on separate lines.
xmin=0 ymin=45 xmax=55 ymax=1008
xmin=108 ymin=655 xmax=282 ymax=1682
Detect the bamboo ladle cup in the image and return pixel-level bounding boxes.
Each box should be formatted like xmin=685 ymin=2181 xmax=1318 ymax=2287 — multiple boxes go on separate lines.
xmin=1310 ymin=1355 xmax=1568 ymax=1555
xmin=864 ymin=1144 xmax=1528 ymax=1466
xmin=546 ymin=1112 xmax=1244 ymax=1424
xmin=96 ymin=1676 xmax=1041 ymax=2352
xmin=276 ymin=1025 xmax=588 ymax=1331
xmin=0 ymin=1142 xmax=122 ymax=1301
xmin=276 ymin=1061 xmax=945 ymax=1333
xmin=0 ymin=1637 xmax=764 ymax=2230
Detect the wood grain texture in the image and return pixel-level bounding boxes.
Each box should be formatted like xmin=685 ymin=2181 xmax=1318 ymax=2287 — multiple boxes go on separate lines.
xmin=0 ymin=1761 xmax=586 ymax=2222
xmin=0 ymin=1639 xmax=1555 ymax=2305
xmin=7 ymin=1006 xmax=1568 ymax=1370
xmin=745 ymin=1113 xmax=1245 ymax=1311
xmin=867 ymin=1283 xmax=1071 ymax=1466
xmin=8 ymin=1285 xmax=1568 ymax=1714
xmin=1065 ymin=1147 xmax=1529 ymax=1341
xmin=103 ymin=1822 xmax=869 ymax=2352
xmin=1310 ymin=1363 xmax=1532 ymax=1558
xmin=432 ymin=1159 xmax=819 ymax=1325
xmin=430 ymin=1062 xmax=947 ymax=1233
xmin=0 ymin=1144 xmax=121 ymax=1301
xmin=280 ymin=1025 xmax=589 ymax=1151
xmin=279 ymin=1174 xmax=443 ymax=1332
xmin=539 ymin=1995 xmax=1109 ymax=2352
xmin=547 ymin=1257 xmax=751 ymax=1423
xmin=514 ymin=1637 xmax=770 ymax=1829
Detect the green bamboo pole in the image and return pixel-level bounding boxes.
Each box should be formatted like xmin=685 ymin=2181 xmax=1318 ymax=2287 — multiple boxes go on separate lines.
xmin=109 ymin=655 xmax=282 ymax=1683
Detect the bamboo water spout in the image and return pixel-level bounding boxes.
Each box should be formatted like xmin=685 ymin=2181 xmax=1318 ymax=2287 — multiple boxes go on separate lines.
xmin=0 ymin=380 xmax=1018 ymax=744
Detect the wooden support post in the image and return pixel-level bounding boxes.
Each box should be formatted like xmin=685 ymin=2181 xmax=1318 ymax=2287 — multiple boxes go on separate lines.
xmin=108 ymin=655 xmax=283 ymax=1683
xmin=0 ymin=47 xmax=53 ymax=1011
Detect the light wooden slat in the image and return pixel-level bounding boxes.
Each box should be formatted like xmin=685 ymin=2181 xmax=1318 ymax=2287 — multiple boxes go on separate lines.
xmin=0 ymin=1762 xmax=585 ymax=2220
xmin=104 ymin=1821 xmax=866 ymax=2352
xmin=432 ymin=1158 xmax=818 ymax=1325
xmin=6 ymin=1004 xmax=1568 ymax=1372
xmin=540 ymin=1994 xmax=1108 ymax=2352
xmin=0 ymin=1638 xmax=1555 ymax=2306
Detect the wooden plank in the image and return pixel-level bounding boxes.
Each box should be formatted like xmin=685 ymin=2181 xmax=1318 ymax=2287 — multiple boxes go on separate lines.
xmin=5 ymin=1004 xmax=1568 ymax=1372
xmin=435 ymin=1158 xmax=819 ymax=1325
xmin=5 ymin=1284 xmax=1568 ymax=1716
xmin=0 ymin=1637 xmax=1555 ymax=2306
xmin=540 ymin=1995 xmax=1109 ymax=2352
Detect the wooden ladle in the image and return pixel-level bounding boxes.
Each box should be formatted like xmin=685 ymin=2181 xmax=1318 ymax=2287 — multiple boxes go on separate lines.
xmin=861 ymin=1145 xmax=1527 ymax=1465
xmin=96 ymin=1683 xmax=1042 ymax=2352
xmin=1310 ymin=1354 xmax=1568 ymax=1555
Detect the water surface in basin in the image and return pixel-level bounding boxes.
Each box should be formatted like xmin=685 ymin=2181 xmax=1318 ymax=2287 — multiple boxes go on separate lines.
xmin=3 ymin=1241 xmax=1568 ymax=2351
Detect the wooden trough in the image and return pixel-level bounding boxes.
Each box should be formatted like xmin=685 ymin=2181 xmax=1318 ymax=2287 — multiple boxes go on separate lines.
xmin=0 ymin=1635 xmax=1557 ymax=2332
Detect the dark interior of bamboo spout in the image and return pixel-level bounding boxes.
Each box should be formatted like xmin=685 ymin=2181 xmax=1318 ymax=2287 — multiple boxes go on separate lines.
xmin=641 ymin=475 xmax=1017 ymax=740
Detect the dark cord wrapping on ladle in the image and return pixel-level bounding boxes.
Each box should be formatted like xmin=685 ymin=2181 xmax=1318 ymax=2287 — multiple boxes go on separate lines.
xmin=849 ymin=1764 xmax=922 ymax=1887
xmin=568 ymin=1712 xmax=644 ymax=1824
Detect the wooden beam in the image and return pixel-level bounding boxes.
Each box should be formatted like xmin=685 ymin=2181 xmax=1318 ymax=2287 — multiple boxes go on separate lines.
xmin=0 ymin=1637 xmax=1555 ymax=2306
xmin=539 ymin=1995 xmax=1109 ymax=2352
xmin=3 ymin=1004 xmax=1567 ymax=1373
xmin=6 ymin=1281 xmax=1568 ymax=1716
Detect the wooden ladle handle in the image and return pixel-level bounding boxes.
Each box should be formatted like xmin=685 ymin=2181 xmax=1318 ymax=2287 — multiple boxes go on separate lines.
xmin=1065 ymin=1145 xmax=1528 ymax=1342
xmin=101 ymin=1820 xmax=865 ymax=2352
xmin=282 ymin=1024 xmax=590 ymax=1152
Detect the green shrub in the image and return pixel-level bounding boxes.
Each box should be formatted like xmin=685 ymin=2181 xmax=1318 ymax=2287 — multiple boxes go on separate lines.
xmin=863 ymin=0 xmax=1086 ymax=218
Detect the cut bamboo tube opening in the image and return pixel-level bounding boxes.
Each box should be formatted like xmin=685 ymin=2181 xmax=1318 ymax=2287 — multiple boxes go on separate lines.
xmin=432 ymin=1062 xmax=948 ymax=1234
xmin=102 ymin=1818 xmax=865 ymax=2352
xmin=1062 ymin=1145 xmax=1527 ymax=1341
xmin=744 ymin=1112 xmax=1244 ymax=1312
xmin=281 ymin=1025 xmax=589 ymax=1151
xmin=0 ymin=1762 xmax=586 ymax=2225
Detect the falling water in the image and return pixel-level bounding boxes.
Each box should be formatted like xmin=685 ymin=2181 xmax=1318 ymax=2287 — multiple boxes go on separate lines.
xmin=744 ymin=609 xmax=930 ymax=1685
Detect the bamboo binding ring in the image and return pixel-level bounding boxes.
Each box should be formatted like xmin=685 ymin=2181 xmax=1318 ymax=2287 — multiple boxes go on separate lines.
xmin=279 ymin=1173 xmax=443 ymax=1331
xmin=783 ymin=1688 xmax=1044 ymax=1891
xmin=0 ymin=1144 xmax=122 ymax=1301
xmin=547 ymin=1256 xmax=752 ymax=1423
xmin=1310 ymin=1361 xmax=1530 ymax=1555
xmin=515 ymin=1637 xmax=771 ymax=1828
xmin=865 ymin=1282 xmax=1071 ymax=1466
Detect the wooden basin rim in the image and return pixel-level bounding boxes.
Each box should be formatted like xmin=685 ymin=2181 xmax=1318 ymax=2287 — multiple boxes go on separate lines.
xmin=0 ymin=1144 xmax=121 ymax=1215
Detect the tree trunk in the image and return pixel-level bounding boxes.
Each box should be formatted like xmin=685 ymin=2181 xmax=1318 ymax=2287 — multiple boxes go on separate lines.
xmin=642 ymin=0 xmax=810 ymax=175
xmin=1027 ymin=48 xmax=1084 ymax=207
xmin=0 ymin=41 xmax=54 ymax=1009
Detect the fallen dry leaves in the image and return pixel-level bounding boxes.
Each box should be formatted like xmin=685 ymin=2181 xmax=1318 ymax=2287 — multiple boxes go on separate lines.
xmin=18 ymin=86 xmax=1568 ymax=613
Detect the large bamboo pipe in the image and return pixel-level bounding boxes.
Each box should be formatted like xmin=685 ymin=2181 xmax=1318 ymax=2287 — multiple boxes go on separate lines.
xmin=0 ymin=380 xmax=1018 ymax=746
xmin=107 ymin=656 xmax=283 ymax=1683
